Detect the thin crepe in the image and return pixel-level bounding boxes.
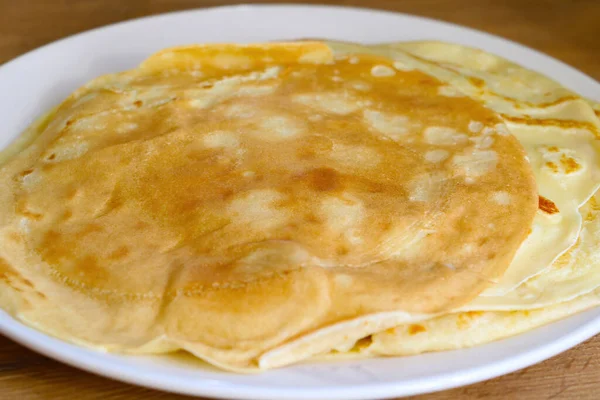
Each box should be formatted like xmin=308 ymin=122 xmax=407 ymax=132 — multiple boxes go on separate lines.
xmin=0 ymin=42 xmax=536 ymax=371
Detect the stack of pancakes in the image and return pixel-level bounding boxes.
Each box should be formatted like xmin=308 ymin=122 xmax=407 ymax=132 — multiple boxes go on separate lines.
xmin=1 ymin=41 xmax=599 ymax=371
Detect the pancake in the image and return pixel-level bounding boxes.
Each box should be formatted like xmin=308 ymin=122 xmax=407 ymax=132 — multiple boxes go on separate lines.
xmin=317 ymin=288 xmax=600 ymax=361
xmin=293 ymin=187 xmax=600 ymax=365
xmin=330 ymin=192 xmax=600 ymax=359
xmin=326 ymin=40 xmax=600 ymax=297
xmin=0 ymin=42 xmax=536 ymax=370
xmin=242 ymin=46 xmax=600 ymax=369
xmin=375 ymin=42 xmax=600 ymax=297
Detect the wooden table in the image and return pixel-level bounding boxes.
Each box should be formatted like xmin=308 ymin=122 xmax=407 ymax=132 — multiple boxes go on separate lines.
xmin=1 ymin=1 xmax=599 ymax=399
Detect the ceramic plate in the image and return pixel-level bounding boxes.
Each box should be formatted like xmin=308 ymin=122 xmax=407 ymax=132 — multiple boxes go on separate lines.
xmin=1 ymin=5 xmax=599 ymax=400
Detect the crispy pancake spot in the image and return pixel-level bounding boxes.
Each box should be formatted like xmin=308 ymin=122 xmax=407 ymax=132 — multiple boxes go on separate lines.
xmin=18 ymin=169 xmax=34 ymax=177
xmin=306 ymin=167 xmax=340 ymax=192
xmin=15 ymin=202 xmax=43 ymax=221
xmin=502 ymin=114 xmax=599 ymax=137
xmin=539 ymin=195 xmax=559 ymax=214
xmin=545 ymin=161 xmax=558 ymax=173
xmin=60 ymin=210 xmax=73 ymax=221
xmin=408 ymin=324 xmax=427 ymax=335
xmin=540 ymin=146 xmax=583 ymax=175
xmin=560 ymin=154 xmax=582 ymax=174
xmin=468 ymin=76 xmax=485 ymax=88
xmin=108 ymin=246 xmax=130 ymax=260
xmin=457 ymin=311 xmax=484 ymax=329
xmin=353 ymin=336 xmax=373 ymax=350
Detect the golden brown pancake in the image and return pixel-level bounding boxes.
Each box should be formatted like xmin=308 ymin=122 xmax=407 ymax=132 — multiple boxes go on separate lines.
xmin=0 ymin=42 xmax=537 ymax=370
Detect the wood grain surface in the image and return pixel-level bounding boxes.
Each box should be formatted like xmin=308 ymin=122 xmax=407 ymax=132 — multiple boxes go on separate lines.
xmin=0 ymin=1 xmax=599 ymax=399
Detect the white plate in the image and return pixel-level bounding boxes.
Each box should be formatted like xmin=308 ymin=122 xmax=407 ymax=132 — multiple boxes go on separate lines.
xmin=1 ymin=4 xmax=599 ymax=400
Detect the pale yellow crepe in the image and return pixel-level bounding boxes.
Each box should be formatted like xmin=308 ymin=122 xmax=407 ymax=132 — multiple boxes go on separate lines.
xmin=0 ymin=42 xmax=536 ymax=371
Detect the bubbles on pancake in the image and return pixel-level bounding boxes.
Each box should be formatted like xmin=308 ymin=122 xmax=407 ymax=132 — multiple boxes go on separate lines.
xmin=371 ymin=65 xmax=396 ymax=77
xmin=350 ymin=81 xmax=371 ymax=91
xmin=492 ymin=191 xmax=511 ymax=205
xmin=237 ymin=84 xmax=279 ymax=97
xmin=363 ymin=110 xmax=409 ymax=141
xmin=116 ymin=122 xmax=139 ymax=134
xmin=222 ymin=103 xmax=257 ymax=119
xmin=212 ymin=53 xmax=253 ymax=69
xmin=235 ymin=244 xmax=313 ymax=275
xmin=320 ymin=194 xmax=365 ymax=246
xmin=203 ymin=131 xmax=240 ymax=148
xmin=14 ymin=168 xmax=41 ymax=190
xmin=187 ymin=67 xmax=281 ymax=109
xmin=408 ymin=173 xmax=447 ymax=202
xmin=424 ymin=149 xmax=449 ymax=163
xmin=334 ymin=274 xmax=354 ymax=287
xmin=227 ymin=189 xmax=290 ymax=231
xmin=468 ymin=121 xmax=484 ymax=134
xmin=453 ymin=150 xmax=498 ymax=180
xmin=424 ymin=126 xmax=468 ymax=145
xmin=42 ymin=141 xmax=89 ymax=163
xmin=470 ymin=135 xmax=495 ymax=149
xmin=329 ymin=143 xmax=381 ymax=169
xmin=348 ymin=56 xmax=360 ymax=65
xmin=494 ymin=123 xmax=510 ymax=136
xmin=330 ymin=76 xmax=344 ymax=83
xmin=257 ymin=116 xmax=304 ymax=140
xmin=293 ymin=92 xmax=359 ymax=115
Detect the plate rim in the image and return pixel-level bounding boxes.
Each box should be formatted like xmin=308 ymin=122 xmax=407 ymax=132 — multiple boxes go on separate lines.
xmin=2 ymin=309 xmax=600 ymax=400
xmin=1 ymin=4 xmax=599 ymax=400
